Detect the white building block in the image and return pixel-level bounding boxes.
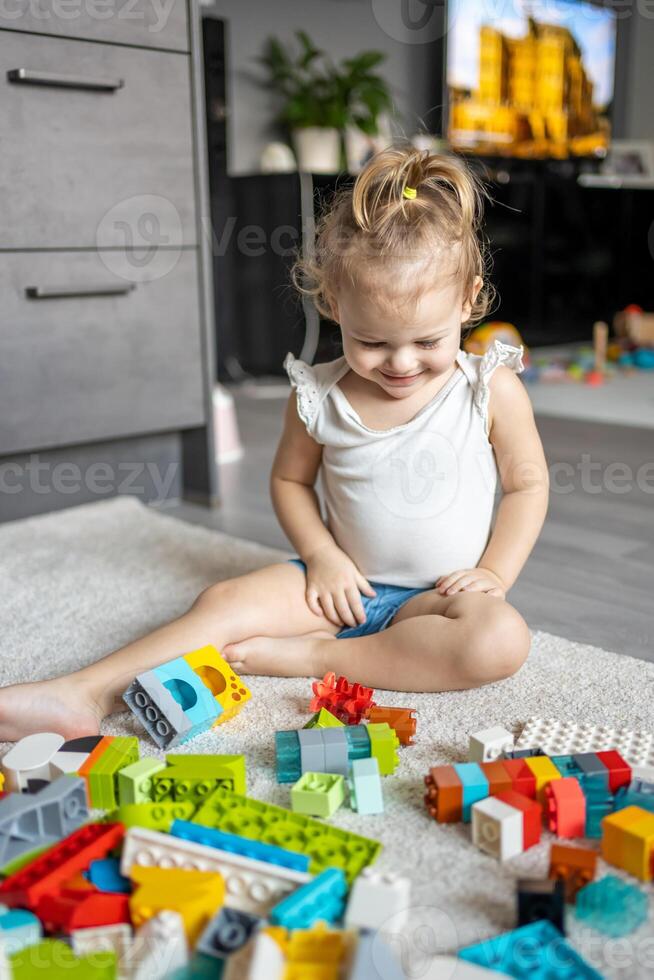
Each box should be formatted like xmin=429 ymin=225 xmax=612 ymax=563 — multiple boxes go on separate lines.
xmin=344 ymin=867 xmax=410 ymax=932
xmin=468 ymin=727 xmax=514 ymax=763
xmin=246 ymin=931 xmax=285 ymax=980
xmin=1 ymin=733 xmax=64 ymax=791
xmin=49 ymin=751 xmax=90 ymax=778
xmin=127 ymin=912 xmax=188 ymax=980
xmin=71 ymin=924 xmax=132 ymax=979
xmin=516 ymin=718 xmax=654 ymax=769
xmin=471 ymin=797 xmax=523 ymax=861
xmin=120 ymin=826 xmax=310 ymax=916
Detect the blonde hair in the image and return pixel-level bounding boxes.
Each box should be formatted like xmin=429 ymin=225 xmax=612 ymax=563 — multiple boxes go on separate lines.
xmin=291 ymin=142 xmax=494 ymax=327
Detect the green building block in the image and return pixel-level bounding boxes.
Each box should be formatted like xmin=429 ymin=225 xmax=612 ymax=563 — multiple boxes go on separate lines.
xmin=152 ymin=754 xmax=246 ymax=802
xmin=10 ymin=940 xmax=116 ymax=979
xmin=191 ymin=786 xmax=381 ymax=883
xmin=303 ymin=708 xmax=344 ymax=730
xmin=86 ymin=737 xmax=139 ymax=809
xmin=291 ymin=772 xmax=345 ymax=817
xmin=112 ymin=801 xmax=197 ymax=831
xmin=367 ymin=722 xmax=400 ymax=775
xmin=117 ymin=757 xmax=166 ymax=805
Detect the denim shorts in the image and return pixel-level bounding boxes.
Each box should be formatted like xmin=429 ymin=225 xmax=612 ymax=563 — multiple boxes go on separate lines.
xmin=287 ymin=558 xmax=430 ymax=638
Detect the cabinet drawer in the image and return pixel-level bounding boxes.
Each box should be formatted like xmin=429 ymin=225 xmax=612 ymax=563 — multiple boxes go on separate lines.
xmin=0 ymin=0 xmax=189 ymax=52
xmin=0 ymin=250 xmax=205 ymax=454
xmin=0 ymin=32 xmax=196 ymax=248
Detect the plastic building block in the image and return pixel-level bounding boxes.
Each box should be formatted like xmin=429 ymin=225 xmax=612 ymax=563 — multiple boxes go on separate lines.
xmin=344 ymin=724 xmax=371 ymax=762
xmin=602 ymin=805 xmax=654 ymax=881
xmin=196 ymin=906 xmax=260 ymax=959
xmin=49 ymin=751 xmax=90 ymax=778
xmin=424 ymin=765 xmax=463 ymax=823
xmin=183 ymin=644 xmax=251 ymax=724
xmin=500 ymin=759 xmax=537 ymax=797
xmin=545 ymin=777 xmax=586 ymax=838
xmin=128 ymin=911 xmax=189 ymax=980
xmin=468 ymin=726 xmax=514 ymax=763
xmin=573 ymin=752 xmax=610 ymax=792
xmin=0 ymin=823 xmax=124 ymax=911
xmin=190 ymin=786 xmax=381 ymax=883
xmin=63 ymin=736 xmax=105 ymax=753
xmin=614 ymin=778 xmax=654 ymax=814
xmin=37 ymin=885 xmax=131 ymax=933
xmin=321 ymin=729 xmax=349 ymax=777
xmin=366 ymin=706 xmax=417 ymax=746
xmin=347 ymin=929 xmax=408 ymax=980
xmin=8 ymin=938 xmax=116 ymax=979
xmin=153 ymin=754 xmax=246 ymax=800
xmin=517 ymin=878 xmax=565 ymax=932
xmin=1 ymin=732 xmax=65 ymax=791
xmin=458 ymin=920 xmax=602 ymax=979
xmin=297 ymin=729 xmax=326 ymax=775
xmin=70 ymin=922 xmax=132 ymax=967
xmin=152 ymin=656 xmax=223 ymax=730
xmin=275 ymin=731 xmax=301 ymax=783
xmin=77 ymin=736 xmax=115 ymax=781
xmin=291 ymin=772 xmax=345 ymax=818
xmin=245 ymin=929 xmax=286 ymax=980
xmin=344 ymin=866 xmax=411 ymax=932
xmin=595 ymin=750 xmax=631 ymax=792
xmin=170 ymin=819 xmax=310 ymax=872
xmin=348 ymin=757 xmax=383 ymax=815
xmin=121 ymin=826 xmax=310 ymax=916
xmin=479 ymin=761 xmax=512 ymax=795
xmin=117 ymin=757 xmax=166 ymax=805
xmin=0 ymin=775 xmax=89 ymax=866
xmin=87 ymin=736 xmax=139 ymax=809
xmin=454 ymin=763 xmax=489 ymax=822
xmin=585 ymin=790 xmax=614 ymax=840
xmin=549 ymin=844 xmax=597 ymax=903
xmin=576 ymin=875 xmax=647 ymax=938
xmin=472 ymin=797 xmax=524 ymax=861
xmin=129 ymin=866 xmax=224 ymax=946
xmin=270 ymin=867 xmax=347 ymax=929
xmin=523 ymin=756 xmax=561 ymax=803
xmin=494 ymin=791 xmax=541 ymax=849
xmin=303 ymin=708 xmax=344 ymax=729
xmin=113 ymin=801 xmax=197 ymax=832
xmin=0 ymin=908 xmax=42 ymax=956
xmin=516 ymin=717 xmax=654 ymax=771
xmin=86 ymin=858 xmax=131 ymax=894
xmin=309 ymin=671 xmax=375 ymax=724
xmin=367 ymin=722 xmax=400 ymax=775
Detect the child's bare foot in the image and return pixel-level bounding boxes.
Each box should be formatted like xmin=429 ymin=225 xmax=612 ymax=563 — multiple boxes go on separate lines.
xmin=0 ymin=677 xmax=103 ymax=742
xmin=223 ymin=631 xmax=335 ymax=678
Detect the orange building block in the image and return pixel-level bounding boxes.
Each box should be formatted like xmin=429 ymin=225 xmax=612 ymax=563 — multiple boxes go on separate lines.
xmin=366 ymin=707 xmax=416 ymax=746
xmin=524 ymin=756 xmax=561 ymax=804
xmin=549 ymin=843 xmax=597 ymax=902
xmin=479 ymin=761 xmax=512 ymax=796
xmin=184 ymin=645 xmax=251 ymax=725
xmin=501 ymin=759 xmax=536 ymax=799
xmin=424 ymin=766 xmax=463 ymax=823
xmin=545 ymin=777 xmax=586 ymax=838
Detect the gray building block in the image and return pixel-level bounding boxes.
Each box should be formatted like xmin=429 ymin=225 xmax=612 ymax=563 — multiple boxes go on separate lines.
xmin=0 ymin=776 xmax=88 ymax=867
xmin=123 ymin=673 xmax=193 ymax=750
xmin=322 ymin=729 xmax=349 ymax=776
xmin=298 ymin=729 xmax=325 ymax=775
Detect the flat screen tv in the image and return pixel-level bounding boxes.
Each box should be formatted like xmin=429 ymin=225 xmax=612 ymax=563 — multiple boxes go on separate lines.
xmin=446 ymin=0 xmax=617 ymax=159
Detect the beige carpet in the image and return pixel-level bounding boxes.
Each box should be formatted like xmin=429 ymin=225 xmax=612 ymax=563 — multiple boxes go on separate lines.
xmin=1 ymin=498 xmax=653 ymax=979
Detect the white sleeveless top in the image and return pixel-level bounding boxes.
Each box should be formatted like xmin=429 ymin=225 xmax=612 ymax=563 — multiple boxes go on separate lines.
xmin=284 ymin=340 xmax=524 ymax=588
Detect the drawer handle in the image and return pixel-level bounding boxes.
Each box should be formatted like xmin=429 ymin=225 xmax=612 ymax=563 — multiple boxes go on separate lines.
xmin=8 ymin=69 xmax=124 ymax=93
xmin=26 ymin=283 xmax=136 ymax=300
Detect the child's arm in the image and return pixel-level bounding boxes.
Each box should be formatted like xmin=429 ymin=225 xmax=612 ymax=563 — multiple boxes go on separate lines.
xmin=271 ymin=393 xmax=376 ymax=625
xmin=437 ymin=367 xmax=549 ymax=597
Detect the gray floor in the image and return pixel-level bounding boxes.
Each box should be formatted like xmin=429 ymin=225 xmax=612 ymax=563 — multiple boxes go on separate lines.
xmin=160 ymin=389 xmax=654 ymax=663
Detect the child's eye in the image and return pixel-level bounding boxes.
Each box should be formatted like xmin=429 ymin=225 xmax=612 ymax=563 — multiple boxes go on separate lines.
xmin=418 ymin=340 xmax=440 ymax=349
xmin=358 ymin=341 xmax=385 ymax=349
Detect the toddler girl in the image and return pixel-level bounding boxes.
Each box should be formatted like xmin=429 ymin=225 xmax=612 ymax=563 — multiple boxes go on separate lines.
xmin=0 ymin=145 xmax=548 ymax=742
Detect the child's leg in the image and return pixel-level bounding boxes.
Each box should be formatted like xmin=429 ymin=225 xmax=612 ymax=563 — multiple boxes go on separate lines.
xmin=223 ymin=590 xmax=531 ymax=692
xmin=0 ymin=563 xmax=339 ymax=741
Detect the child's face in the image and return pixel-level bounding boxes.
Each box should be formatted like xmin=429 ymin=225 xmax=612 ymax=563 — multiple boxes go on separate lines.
xmin=333 ymin=275 xmax=481 ymax=399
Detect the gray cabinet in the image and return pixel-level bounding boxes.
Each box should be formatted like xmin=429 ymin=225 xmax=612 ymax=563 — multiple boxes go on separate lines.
xmin=0 ymin=0 xmax=217 ymax=520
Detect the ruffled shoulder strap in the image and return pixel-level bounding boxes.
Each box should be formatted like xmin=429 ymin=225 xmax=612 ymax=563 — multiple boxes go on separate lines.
xmin=471 ymin=339 xmax=525 ymax=434
xmin=283 ymin=351 xmax=348 ymax=433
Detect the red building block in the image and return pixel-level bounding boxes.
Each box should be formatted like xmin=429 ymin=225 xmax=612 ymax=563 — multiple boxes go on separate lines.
xmin=494 ymin=790 xmax=542 ymax=849
xmin=596 ymin=750 xmax=631 ymax=793
xmin=545 ymin=777 xmax=586 ymax=838
xmin=38 ymin=890 xmax=131 ymax=933
xmin=424 ymin=766 xmax=463 ymax=823
xmin=366 ymin=706 xmax=416 ymax=746
xmin=501 ymin=759 xmax=537 ymax=799
xmin=479 ymin=761 xmax=513 ymax=796
xmin=309 ymin=671 xmax=375 ymax=724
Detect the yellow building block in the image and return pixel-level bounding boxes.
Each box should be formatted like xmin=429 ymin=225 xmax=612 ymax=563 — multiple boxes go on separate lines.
xmin=620 ymin=810 xmax=654 ymax=882
xmin=283 ymin=922 xmax=352 ymax=980
xmin=129 ymin=866 xmax=224 ymax=945
xmin=524 ymin=756 xmax=561 ymax=803
xmin=183 ymin=644 xmax=251 ymax=725
xmin=601 ymin=806 xmax=647 ymax=869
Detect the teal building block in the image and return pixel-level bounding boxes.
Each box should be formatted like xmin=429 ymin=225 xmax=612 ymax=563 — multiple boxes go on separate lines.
xmin=614 ymin=780 xmax=654 ymax=814
xmin=459 ymin=920 xmax=602 ymax=979
xmin=348 ymin=757 xmax=383 ymax=815
xmin=275 ymin=730 xmax=301 ymax=783
xmin=269 ymin=867 xmax=347 ymax=929
xmin=550 ymin=755 xmax=583 ymax=780
xmin=152 ymin=657 xmax=222 ymax=735
xmin=453 ymin=763 xmax=489 ymax=822
xmin=576 ymin=876 xmax=647 ymax=937
xmin=345 ymin=725 xmax=370 ymax=761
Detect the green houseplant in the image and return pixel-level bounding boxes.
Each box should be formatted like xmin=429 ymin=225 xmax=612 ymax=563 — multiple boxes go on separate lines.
xmin=257 ymin=30 xmax=394 ymax=173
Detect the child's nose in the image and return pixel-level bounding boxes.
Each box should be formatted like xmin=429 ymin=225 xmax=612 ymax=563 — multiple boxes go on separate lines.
xmin=386 ymin=351 xmax=418 ymax=374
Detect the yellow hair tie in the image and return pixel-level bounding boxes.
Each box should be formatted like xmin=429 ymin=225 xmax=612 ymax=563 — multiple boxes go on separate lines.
xmin=403 ymin=185 xmax=417 ymax=200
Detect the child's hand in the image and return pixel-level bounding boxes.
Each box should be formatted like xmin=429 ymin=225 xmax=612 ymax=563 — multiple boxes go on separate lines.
xmin=304 ymin=543 xmax=377 ymax=628
xmin=435 ymin=567 xmax=506 ymax=599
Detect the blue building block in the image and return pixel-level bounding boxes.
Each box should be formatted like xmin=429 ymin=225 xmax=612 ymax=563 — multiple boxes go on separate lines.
xmin=269 ymin=867 xmax=347 ymax=929
xmin=152 ymin=657 xmax=222 ymax=732
xmin=458 ymin=920 xmax=603 ymax=979
xmin=274 ymin=730 xmax=301 ymax=783
xmin=345 ymin=725 xmax=371 ymax=761
xmin=169 ymin=819 xmax=310 ymax=872
xmin=550 ymin=755 xmax=584 ymax=780
xmin=614 ymin=780 xmax=654 ymax=814
xmin=85 ymin=858 xmax=131 ymax=894
xmin=453 ymin=763 xmax=489 ymax=822
xmin=585 ymin=795 xmax=613 ymax=839
xmin=298 ymin=729 xmax=326 ymax=774
xmin=576 ymin=876 xmax=647 ymax=938
xmin=322 ymin=728 xmax=349 ymax=776
xmin=0 ymin=908 xmax=42 ymax=955
xmin=348 ymin=757 xmax=383 ymax=815
xmin=196 ymin=907 xmax=261 ymax=959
